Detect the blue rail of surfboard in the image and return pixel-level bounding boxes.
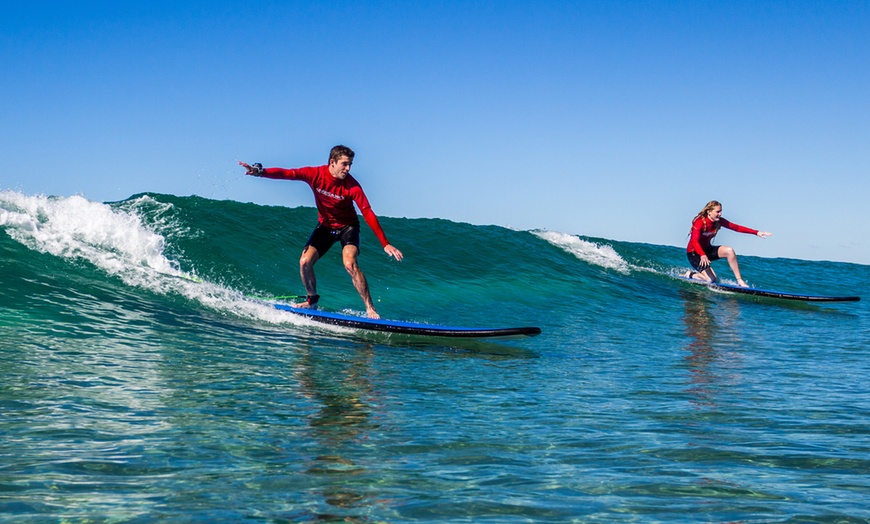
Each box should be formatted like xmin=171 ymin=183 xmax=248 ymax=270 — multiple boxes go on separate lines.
xmin=676 ymin=276 xmax=860 ymax=302
xmin=273 ymin=303 xmax=542 ymax=337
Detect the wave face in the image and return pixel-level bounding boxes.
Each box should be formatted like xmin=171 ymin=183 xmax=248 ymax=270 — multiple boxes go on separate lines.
xmin=2 ymin=190 xmax=869 ymax=522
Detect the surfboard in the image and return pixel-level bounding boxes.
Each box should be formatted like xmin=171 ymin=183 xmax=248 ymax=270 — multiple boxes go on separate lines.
xmin=677 ymin=276 xmax=860 ymax=302
xmin=273 ymin=303 xmax=542 ymax=338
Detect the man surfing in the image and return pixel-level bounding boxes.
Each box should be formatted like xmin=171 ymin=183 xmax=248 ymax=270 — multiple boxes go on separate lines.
xmin=240 ymin=145 xmax=403 ymax=319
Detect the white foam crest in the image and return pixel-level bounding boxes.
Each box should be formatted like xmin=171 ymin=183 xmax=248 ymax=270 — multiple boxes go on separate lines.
xmin=1 ymin=191 xmax=174 ymax=274
xmin=0 ymin=190 xmax=309 ymax=328
xmin=533 ymin=229 xmax=631 ymax=273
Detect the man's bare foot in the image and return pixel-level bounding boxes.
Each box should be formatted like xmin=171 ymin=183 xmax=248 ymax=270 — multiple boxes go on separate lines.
xmin=291 ymin=300 xmax=318 ymax=310
xmin=292 ymin=294 xmax=320 ymax=309
xmin=366 ymin=308 xmax=380 ymax=319
xmin=683 ymin=270 xmax=696 ymax=280
xmin=736 ymin=278 xmax=749 ymax=288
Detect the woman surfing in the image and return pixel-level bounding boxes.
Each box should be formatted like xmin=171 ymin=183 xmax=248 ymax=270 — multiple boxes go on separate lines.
xmin=683 ymin=200 xmax=772 ymax=287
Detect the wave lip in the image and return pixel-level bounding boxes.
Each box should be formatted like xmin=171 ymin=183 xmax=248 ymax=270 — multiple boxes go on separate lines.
xmin=533 ymin=229 xmax=631 ymax=273
xmin=1 ymin=191 xmax=174 ymax=276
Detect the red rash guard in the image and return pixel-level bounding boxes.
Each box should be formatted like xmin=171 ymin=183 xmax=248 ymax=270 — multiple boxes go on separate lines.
xmin=687 ymin=217 xmax=758 ymax=256
xmin=258 ymin=165 xmax=390 ymax=248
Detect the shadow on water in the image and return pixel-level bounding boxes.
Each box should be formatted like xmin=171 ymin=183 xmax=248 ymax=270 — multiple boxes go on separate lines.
xmin=288 ymin=342 xmax=381 ymax=522
xmin=276 ymin=332 xmax=537 ymax=521
xmin=279 ymin=322 xmax=539 ymax=361
xmin=350 ymin=332 xmax=538 ymax=360
xmin=679 ymin=289 xmax=744 ymax=409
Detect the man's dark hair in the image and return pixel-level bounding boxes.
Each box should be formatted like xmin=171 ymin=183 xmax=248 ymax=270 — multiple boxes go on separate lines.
xmin=329 ymin=145 xmax=355 ymax=163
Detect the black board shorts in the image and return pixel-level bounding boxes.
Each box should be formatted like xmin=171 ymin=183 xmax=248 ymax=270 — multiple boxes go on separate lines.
xmin=687 ymin=247 xmax=721 ymax=271
xmin=305 ymin=223 xmax=361 ymax=256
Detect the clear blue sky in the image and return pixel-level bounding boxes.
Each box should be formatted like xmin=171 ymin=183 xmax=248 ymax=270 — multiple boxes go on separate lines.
xmin=2 ymin=1 xmax=868 ymax=264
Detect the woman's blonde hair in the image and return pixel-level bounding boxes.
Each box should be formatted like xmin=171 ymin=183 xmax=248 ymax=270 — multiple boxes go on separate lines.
xmin=689 ymin=200 xmax=722 ymax=235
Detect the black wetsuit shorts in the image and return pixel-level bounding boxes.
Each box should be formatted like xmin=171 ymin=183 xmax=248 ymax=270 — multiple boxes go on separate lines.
xmin=305 ymin=223 xmax=361 ymax=256
xmin=687 ymin=246 xmax=721 ymax=271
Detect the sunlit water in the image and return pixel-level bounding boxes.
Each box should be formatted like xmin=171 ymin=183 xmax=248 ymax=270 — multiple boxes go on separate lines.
xmin=2 ymin=191 xmax=868 ymax=522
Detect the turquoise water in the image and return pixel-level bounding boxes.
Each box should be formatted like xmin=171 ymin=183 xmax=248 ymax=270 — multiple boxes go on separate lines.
xmin=1 ymin=191 xmax=868 ymax=522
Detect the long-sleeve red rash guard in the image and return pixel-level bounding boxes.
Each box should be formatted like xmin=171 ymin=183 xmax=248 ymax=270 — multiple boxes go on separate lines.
xmin=687 ymin=217 xmax=758 ymax=256
xmin=258 ymin=165 xmax=391 ymax=248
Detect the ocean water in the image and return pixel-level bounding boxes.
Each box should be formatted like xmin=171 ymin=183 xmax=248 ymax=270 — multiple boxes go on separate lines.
xmin=1 ymin=190 xmax=868 ymax=523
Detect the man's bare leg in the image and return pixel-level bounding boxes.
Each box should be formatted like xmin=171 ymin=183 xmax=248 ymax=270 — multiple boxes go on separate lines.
xmin=342 ymin=245 xmax=379 ymax=318
xmin=295 ymin=246 xmax=320 ymax=308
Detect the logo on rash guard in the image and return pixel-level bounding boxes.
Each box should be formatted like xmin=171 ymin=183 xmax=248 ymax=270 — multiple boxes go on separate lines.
xmin=316 ymin=188 xmax=344 ymax=201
